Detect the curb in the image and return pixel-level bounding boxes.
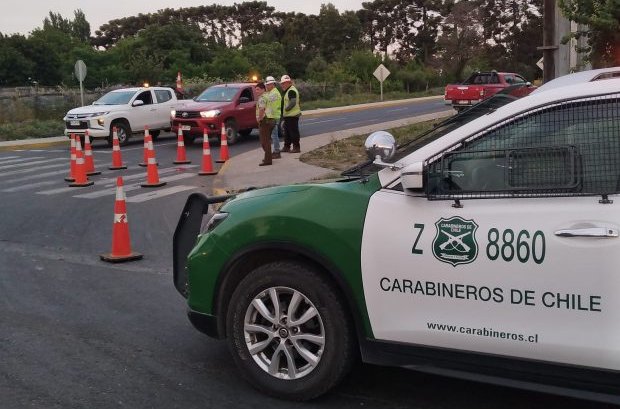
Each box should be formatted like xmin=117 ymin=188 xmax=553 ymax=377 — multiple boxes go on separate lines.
xmin=0 ymin=136 xmax=67 ymax=152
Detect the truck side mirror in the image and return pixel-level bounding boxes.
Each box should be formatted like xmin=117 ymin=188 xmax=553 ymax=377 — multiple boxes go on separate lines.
xmin=132 ymin=100 xmax=144 ymax=107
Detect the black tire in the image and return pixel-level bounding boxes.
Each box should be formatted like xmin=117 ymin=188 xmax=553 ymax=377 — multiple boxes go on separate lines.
xmin=227 ymin=261 xmax=355 ymax=401
xmin=108 ymin=121 xmax=131 ymax=147
xmin=150 ymin=130 xmax=160 ymax=140
xmin=183 ymin=131 xmax=195 ymax=145
xmin=225 ymin=119 xmax=239 ymax=145
xmin=238 ymin=129 xmax=253 ymax=137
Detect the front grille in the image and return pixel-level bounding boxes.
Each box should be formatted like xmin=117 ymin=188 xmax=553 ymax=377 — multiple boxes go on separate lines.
xmin=65 ymin=121 xmax=89 ymax=129
xmin=176 ymin=111 xmax=201 ymax=119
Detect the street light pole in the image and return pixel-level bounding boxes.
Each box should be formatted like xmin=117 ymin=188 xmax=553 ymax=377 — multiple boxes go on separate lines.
xmin=539 ymin=0 xmax=558 ymax=83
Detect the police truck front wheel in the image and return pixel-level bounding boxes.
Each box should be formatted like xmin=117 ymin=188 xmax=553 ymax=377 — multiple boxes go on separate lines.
xmin=226 ymin=261 xmax=355 ymax=401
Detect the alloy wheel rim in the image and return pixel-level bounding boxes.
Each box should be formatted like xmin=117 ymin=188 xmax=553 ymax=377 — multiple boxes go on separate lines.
xmin=243 ymin=286 xmax=325 ymax=380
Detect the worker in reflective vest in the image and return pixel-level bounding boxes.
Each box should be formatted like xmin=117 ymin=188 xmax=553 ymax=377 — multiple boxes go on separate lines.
xmin=279 ymin=75 xmax=301 ymax=153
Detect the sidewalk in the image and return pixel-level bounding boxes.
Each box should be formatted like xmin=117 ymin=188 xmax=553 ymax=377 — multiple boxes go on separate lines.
xmin=212 ymin=109 xmax=452 ymax=194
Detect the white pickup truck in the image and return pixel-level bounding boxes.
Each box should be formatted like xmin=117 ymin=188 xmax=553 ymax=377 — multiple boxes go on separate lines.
xmin=63 ymin=86 xmax=185 ymax=146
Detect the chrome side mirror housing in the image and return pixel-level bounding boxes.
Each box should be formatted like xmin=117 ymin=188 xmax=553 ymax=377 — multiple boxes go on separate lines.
xmin=401 ymin=161 xmax=424 ymax=190
xmin=365 ymin=131 xmax=397 ymax=168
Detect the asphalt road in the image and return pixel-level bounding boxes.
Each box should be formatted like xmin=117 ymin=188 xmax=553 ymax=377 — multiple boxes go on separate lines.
xmin=0 ymin=99 xmax=611 ymax=409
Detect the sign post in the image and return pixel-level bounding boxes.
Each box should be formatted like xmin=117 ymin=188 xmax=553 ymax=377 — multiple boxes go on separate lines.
xmin=74 ymin=60 xmax=87 ymax=106
xmin=373 ymin=64 xmax=391 ymax=102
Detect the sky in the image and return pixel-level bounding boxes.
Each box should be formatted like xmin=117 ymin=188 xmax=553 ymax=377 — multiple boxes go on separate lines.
xmin=0 ymin=0 xmax=366 ymax=35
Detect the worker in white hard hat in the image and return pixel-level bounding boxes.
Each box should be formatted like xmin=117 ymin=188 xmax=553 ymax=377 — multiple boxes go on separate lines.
xmin=279 ymin=74 xmax=301 ymax=153
xmin=256 ymin=76 xmax=281 ymax=165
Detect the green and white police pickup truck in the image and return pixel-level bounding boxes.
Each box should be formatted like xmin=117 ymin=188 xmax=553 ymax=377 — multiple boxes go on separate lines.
xmin=173 ymin=77 xmax=620 ymax=404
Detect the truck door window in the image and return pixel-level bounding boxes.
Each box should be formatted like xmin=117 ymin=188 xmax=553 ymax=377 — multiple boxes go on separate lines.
xmin=135 ymin=91 xmax=153 ymax=105
xmin=426 ymin=95 xmax=620 ymax=197
xmin=155 ymin=90 xmax=172 ymax=103
xmin=239 ymin=88 xmax=253 ymax=102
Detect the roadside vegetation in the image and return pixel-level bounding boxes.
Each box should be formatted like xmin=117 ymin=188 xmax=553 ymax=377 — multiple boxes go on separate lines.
xmin=300 ymin=119 xmax=437 ymax=172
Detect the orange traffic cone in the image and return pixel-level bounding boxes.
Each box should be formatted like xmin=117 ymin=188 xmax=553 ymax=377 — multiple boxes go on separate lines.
xmin=100 ymin=176 xmax=143 ymax=263
xmin=69 ymin=139 xmax=94 ymax=187
xmin=173 ymin=127 xmax=191 ymax=164
xmin=198 ymin=128 xmax=218 ymax=175
xmin=139 ymin=126 xmax=151 ymax=167
xmin=141 ymin=135 xmax=166 ymax=188
xmin=64 ymin=134 xmax=77 ymax=182
xmin=109 ymin=127 xmax=127 ymax=170
xmin=216 ymin=122 xmax=230 ymax=163
xmin=83 ymin=131 xmax=101 ymax=176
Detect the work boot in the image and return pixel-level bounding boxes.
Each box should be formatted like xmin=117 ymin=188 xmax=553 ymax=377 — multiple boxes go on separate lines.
xmin=259 ymin=161 xmax=272 ymax=166
xmin=272 ymin=152 xmax=281 ymax=159
xmin=281 ymin=146 xmax=291 ymax=153
xmin=291 ymin=147 xmax=300 ymax=153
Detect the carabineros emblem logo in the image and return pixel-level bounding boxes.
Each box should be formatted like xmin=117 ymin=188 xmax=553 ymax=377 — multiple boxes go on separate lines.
xmin=432 ymin=216 xmax=479 ymax=266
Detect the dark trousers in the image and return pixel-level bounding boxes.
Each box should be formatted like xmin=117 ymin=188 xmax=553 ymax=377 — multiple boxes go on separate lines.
xmin=283 ymin=116 xmax=300 ymax=149
xmin=259 ymin=119 xmax=275 ymax=164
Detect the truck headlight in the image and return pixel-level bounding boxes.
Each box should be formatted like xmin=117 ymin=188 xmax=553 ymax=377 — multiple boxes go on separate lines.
xmin=88 ymin=111 xmax=109 ymax=117
xmin=97 ymin=118 xmax=105 ymax=126
xmin=200 ymin=110 xmax=221 ymax=118
xmin=171 ymin=109 xmax=176 ymax=118
xmin=201 ymin=212 xmax=228 ymax=234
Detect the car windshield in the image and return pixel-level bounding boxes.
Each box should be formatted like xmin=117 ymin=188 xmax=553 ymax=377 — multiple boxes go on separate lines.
xmin=196 ymin=87 xmax=239 ymax=102
xmin=93 ymin=91 xmax=136 ymax=105
xmin=342 ymin=91 xmax=521 ymax=178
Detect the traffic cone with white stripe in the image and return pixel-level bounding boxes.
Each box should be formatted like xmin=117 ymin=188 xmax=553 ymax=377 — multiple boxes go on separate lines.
xmin=83 ymin=131 xmax=101 ymax=176
xmin=198 ymin=128 xmax=218 ymax=175
xmin=173 ymin=127 xmax=191 ymax=164
xmin=64 ymin=134 xmax=77 ymax=182
xmin=141 ymin=135 xmax=166 ymax=188
xmin=100 ymin=176 xmax=143 ymax=263
xmin=139 ymin=126 xmax=155 ymax=167
xmin=69 ymin=138 xmax=94 ymax=187
xmin=216 ymin=122 xmax=230 ymax=163
xmin=109 ymin=127 xmax=127 ymax=170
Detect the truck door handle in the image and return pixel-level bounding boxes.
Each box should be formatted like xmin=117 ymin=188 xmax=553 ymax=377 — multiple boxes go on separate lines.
xmin=555 ymin=224 xmax=619 ymax=238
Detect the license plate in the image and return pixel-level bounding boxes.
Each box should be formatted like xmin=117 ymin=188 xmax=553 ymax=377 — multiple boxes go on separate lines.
xmin=456 ymin=100 xmax=470 ymax=105
xmin=70 ymin=120 xmax=80 ymax=126
xmin=181 ymin=125 xmax=191 ymax=131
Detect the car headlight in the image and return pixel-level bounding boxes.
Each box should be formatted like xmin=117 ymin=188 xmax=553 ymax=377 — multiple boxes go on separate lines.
xmin=201 ymin=212 xmax=228 ymax=234
xmin=97 ymin=117 xmax=105 ymax=126
xmin=171 ymin=109 xmax=176 ymax=118
xmin=200 ymin=110 xmax=221 ymax=118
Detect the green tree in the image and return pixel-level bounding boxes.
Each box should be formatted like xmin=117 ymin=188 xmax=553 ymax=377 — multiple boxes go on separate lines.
xmin=0 ymin=34 xmax=35 ymax=85
xmin=72 ymin=9 xmax=91 ymax=43
xmin=559 ymin=0 xmax=620 ymax=67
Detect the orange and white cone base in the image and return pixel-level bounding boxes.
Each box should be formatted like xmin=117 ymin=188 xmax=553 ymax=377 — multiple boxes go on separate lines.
xmin=141 ymin=136 xmax=166 ymax=188
xmin=109 ymin=127 xmax=127 ymax=170
xmin=84 ymin=131 xmax=101 ymax=176
xmin=198 ymin=129 xmax=218 ymax=175
xmin=69 ymin=139 xmax=94 ymax=187
xmin=100 ymin=177 xmax=143 ymax=263
xmin=216 ymin=124 xmax=230 ymax=163
xmin=64 ymin=134 xmax=77 ymax=182
xmin=174 ymin=128 xmax=191 ymax=164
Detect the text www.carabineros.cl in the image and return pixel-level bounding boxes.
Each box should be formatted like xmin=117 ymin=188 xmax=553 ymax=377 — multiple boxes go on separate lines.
xmin=427 ymin=322 xmax=539 ymax=343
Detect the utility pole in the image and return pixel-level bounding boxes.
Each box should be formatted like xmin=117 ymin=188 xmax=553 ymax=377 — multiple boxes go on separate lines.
xmin=538 ymin=0 xmax=558 ymax=83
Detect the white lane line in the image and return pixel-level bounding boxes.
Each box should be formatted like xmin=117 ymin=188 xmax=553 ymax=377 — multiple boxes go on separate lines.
xmin=0 ymin=155 xmax=25 ymax=163
xmin=73 ymin=173 xmax=196 ymax=199
xmin=102 ymin=141 xmax=178 ymax=153
xmin=0 ymin=169 xmax=68 ymax=185
xmin=2 ymin=180 xmax=58 ymax=192
xmin=0 ymin=162 xmax=67 ymax=178
xmin=387 ymin=107 xmax=410 ymax=112
xmin=342 ymin=119 xmax=377 ymax=127
xmin=0 ymin=157 xmax=66 ymax=171
xmin=126 ymin=185 xmax=197 ymax=203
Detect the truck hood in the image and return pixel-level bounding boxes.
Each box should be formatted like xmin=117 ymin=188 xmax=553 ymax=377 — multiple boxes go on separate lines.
xmin=65 ymin=104 xmax=127 ymax=116
xmin=180 ymin=101 xmax=231 ymax=112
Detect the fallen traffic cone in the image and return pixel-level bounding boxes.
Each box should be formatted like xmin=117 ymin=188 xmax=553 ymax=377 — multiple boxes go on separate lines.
xmin=216 ymin=123 xmax=230 ymax=163
xmin=141 ymin=135 xmax=166 ymax=188
xmin=139 ymin=126 xmax=152 ymax=167
xmin=64 ymin=134 xmax=77 ymax=182
xmin=198 ymin=128 xmax=218 ymax=175
xmin=109 ymin=127 xmax=127 ymax=170
xmin=173 ymin=127 xmax=191 ymax=164
xmin=69 ymin=139 xmax=94 ymax=187
xmin=83 ymin=131 xmax=101 ymax=176
xmin=100 ymin=176 xmax=143 ymax=263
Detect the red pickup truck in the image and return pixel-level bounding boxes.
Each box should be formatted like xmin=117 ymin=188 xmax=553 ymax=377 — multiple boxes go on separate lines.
xmin=171 ymin=83 xmax=258 ymax=145
xmin=444 ymin=71 xmax=536 ymax=111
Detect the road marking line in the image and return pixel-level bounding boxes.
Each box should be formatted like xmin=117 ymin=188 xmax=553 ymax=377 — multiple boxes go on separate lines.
xmin=125 ymin=185 xmax=197 ymax=203
xmin=0 ymin=169 xmax=68 ymax=185
xmin=0 ymin=162 xmax=67 ymax=177
xmin=0 ymin=155 xmax=26 ymax=163
xmin=0 ymin=157 xmax=66 ymax=171
xmin=73 ymin=173 xmax=196 ymax=199
xmin=387 ymin=107 xmax=410 ymax=112
xmin=301 ymin=118 xmax=340 ymax=124
xmin=2 ymin=180 xmax=58 ymax=192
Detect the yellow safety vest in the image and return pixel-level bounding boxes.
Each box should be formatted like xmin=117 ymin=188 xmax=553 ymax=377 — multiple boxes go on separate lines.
xmin=283 ymin=85 xmax=301 ymax=117
xmin=265 ymin=88 xmax=282 ymax=120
